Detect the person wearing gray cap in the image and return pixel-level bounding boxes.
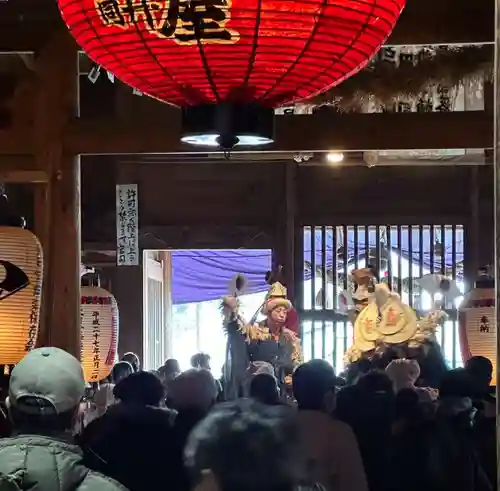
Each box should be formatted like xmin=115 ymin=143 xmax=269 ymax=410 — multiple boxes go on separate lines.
xmin=0 ymin=347 xmax=127 ymax=491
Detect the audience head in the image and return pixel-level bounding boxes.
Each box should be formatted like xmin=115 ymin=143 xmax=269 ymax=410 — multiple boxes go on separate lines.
xmin=121 ymin=352 xmax=140 ymax=372
xmin=185 ymin=399 xmax=302 ymax=491
xmin=465 ymin=356 xmax=493 ymax=394
xmin=191 ymin=353 xmax=212 ymax=371
xmin=439 ymin=368 xmax=475 ymax=399
xmin=292 ymin=359 xmax=339 ymax=412
xmin=111 ymin=361 xmax=134 ymax=384
xmin=6 ymin=347 xmax=85 ymax=435
xmin=385 ymin=359 xmax=421 ymax=393
xmin=113 ymin=371 xmax=165 ymax=407
xmin=249 ymin=373 xmax=280 ymax=406
xmin=160 ymin=358 xmax=181 ymax=381
xmin=168 ymin=368 xmax=217 ymax=412
xmin=356 ymin=370 xmax=393 ymax=394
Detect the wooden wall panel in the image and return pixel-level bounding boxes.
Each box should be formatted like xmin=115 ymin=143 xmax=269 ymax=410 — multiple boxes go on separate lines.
xmin=118 ymin=161 xmax=283 ymax=226
xmin=81 ymin=159 xmax=487 ymax=238
xmin=297 ymin=166 xmax=473 ymax=224
xmin=81 ymin=155 xmax=117 ymax=241
xmin=105 ymin=266 xmax=144 ymax=361
xmin=79 ymin=159 xmax=494 ymax=359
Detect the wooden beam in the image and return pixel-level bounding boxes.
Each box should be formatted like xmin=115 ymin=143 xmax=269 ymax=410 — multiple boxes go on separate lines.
xmin=0 ymin=155 xmax=38 ymax=170
xmin=0 ymin=155 xmax=46 ymax=182
xmin=0 ymin=170 xmax=47 ymax=183
xmin=66 ymin=110 xmax=493 ymax=154
xmin=0 ymin=156 xmax=47 ymax=182
xmin=0 ymin=0 xmax=494 ymax=51
xmin=387 ymin=0 xmax=494 ymax=46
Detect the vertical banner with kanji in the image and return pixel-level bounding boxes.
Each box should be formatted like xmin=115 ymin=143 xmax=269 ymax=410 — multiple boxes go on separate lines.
xmin=116 ymin=184 xmax=139 ymax=266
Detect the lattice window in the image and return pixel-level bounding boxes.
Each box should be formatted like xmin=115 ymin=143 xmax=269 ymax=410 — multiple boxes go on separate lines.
xmin=297 ymin=225 xmax=465 ymax=373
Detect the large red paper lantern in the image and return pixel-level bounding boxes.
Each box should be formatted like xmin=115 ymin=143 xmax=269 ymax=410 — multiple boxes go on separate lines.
xmin=58 ymin=0 xmax=405 ymax=146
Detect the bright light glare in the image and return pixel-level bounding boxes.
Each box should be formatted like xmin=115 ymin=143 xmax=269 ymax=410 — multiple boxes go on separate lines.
xmin=326 ymin=152 xmax=344 ymax=164
xmin=181 ymin=134 xmax=274 ymax=147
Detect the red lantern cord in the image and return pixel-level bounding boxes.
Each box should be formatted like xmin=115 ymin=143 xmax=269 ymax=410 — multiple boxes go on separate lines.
xmin=58 ymin=0 xmax=405 ymax=107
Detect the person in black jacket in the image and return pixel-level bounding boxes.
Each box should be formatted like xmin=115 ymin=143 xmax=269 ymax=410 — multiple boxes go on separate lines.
xmin=80 ymin=371 xmax=177 ymax=491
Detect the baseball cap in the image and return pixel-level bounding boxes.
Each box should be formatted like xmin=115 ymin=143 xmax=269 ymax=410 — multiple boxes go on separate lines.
xmin=8 ymin=347 xmax=85 ymax=415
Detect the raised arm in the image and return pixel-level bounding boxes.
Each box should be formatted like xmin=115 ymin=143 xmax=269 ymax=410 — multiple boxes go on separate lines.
xmin=221 ymin=295 xmax=249 ymax=400
xmin=221 ymin=296 xmax=247 ymax=335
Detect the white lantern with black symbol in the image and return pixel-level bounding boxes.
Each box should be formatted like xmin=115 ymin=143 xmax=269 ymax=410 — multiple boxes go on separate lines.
xmin=0 ymin=193 xmax=43 ymax=365
xmin=459 ymin=269 xmax=496 ymax=385
xmin=81 ymin=285 xmax=119 ymax=382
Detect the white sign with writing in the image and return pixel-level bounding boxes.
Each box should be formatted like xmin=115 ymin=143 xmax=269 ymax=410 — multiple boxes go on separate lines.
xmin=116 ymin=184 xmax=139 ymax=266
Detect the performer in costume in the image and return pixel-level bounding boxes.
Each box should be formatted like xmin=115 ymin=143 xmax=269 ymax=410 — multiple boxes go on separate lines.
xmin=344 ymin=281 xmax=448 ymax=387
xmin=221 ymin=272 xmax=302 ymax=400
xmin=346 ymin=266 xmax=377 ymax=324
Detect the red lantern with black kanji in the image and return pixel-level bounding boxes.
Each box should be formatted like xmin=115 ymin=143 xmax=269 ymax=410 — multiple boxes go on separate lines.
xmin=58 ymin=0 xmax=405 ymax=147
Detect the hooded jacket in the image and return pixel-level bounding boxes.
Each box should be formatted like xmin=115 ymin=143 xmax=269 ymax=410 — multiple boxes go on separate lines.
xmin=0 ymin=434 xmax=127 ymax=491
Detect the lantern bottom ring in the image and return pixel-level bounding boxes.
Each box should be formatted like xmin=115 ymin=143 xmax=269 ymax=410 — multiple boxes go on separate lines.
xmin=180 ymin=133 xmax=273 ymax=147
xmin=181 ymin=103 xmax=274 ymax=150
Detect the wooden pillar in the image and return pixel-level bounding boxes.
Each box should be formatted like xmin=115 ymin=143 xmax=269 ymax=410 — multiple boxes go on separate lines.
xmin=272 ymin=163 xmax=298 ymax=304
xmin=46 ymin=155 xmax=81 ymax=355
xmin=33 ymin=184 xmax=49 ymax=347
xmin=113 ymin=266 xmax=144 ymax=360
xmin=114 ymin=161 xmax=143 ymax=360
xmin=284 ymin=164 xmax=297 ymax=305
xmin=34 ymin=34 xmax=80 ymax=357
xmin=494 ymin=0 xmax=500 ymax=486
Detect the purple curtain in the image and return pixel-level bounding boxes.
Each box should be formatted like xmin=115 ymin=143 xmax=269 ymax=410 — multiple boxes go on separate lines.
xmin=172 ymin=250 xmax=272 ymax=304
xmin=171 ymin=229 xmax=464 ymax=304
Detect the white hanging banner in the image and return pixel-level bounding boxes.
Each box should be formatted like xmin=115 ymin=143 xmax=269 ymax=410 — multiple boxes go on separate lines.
xmin=116 ymin=184 xmax=139 ymax=266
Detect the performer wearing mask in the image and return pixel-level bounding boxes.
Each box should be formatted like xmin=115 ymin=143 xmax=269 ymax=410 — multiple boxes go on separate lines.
xmin=221 ymin=272 xmax=302 ymax=400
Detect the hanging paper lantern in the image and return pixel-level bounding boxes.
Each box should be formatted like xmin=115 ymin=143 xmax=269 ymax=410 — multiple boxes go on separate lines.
xmin=58 ymin=0 xmax=405 ymax=147
xmin=459 ymin=272 xmax=496 ymax=385
xmin=0 ymin=226 xmax=43 ymax=365
xmin=81 ymin=286 xmax=119 ymax=382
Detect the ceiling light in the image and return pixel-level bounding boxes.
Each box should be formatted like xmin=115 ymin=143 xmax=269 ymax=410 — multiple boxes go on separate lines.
xmin=326 ymin=152 xmax=344 ymax=164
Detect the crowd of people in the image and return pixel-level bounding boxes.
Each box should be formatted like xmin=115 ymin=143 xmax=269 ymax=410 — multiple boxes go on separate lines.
xmin=0 ymin=347 xmax=496 ymax=491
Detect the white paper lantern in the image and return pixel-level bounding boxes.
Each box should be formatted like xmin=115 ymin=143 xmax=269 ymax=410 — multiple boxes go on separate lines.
xmin=81 ymin=286 xmax=119 ymax=382
xmin=0 ymin=226 xmax=43 ymax=365
xmin=459 ymin=276 xmax=496 ymax=385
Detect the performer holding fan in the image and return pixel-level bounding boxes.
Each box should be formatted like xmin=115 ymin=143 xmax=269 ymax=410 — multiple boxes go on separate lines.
xmin=221 ymin=270 xmax=302 ymax=400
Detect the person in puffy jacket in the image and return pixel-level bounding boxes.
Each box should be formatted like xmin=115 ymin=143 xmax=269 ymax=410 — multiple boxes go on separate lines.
xmin=0 ymin=347 xmax=126 ymax=491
